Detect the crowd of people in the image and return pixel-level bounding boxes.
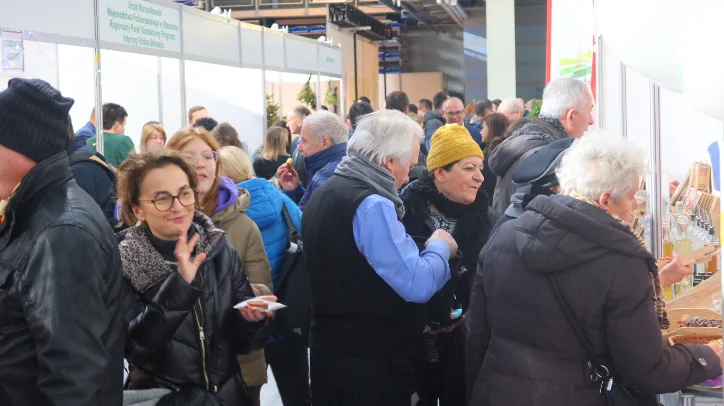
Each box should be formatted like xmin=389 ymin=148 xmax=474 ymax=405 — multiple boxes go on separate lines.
xmin=0 ymin=75 xmax=722 ymax=406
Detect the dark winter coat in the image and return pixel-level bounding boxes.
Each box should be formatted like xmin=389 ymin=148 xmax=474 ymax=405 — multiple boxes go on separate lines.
xmin=119 ymin=213 xmax=268 ymax=405
xmin=285 ymin=143 xmax=346 ymax=210
xmin=66 ymin=136 xmax=116 ymax=228
xmin=488 ymin=117 xmax=567 ymax=214
xmin=466 ymin=195 xmax=722 ymax=406
xmin=0 ymin=152 xmax=124 ymax=406
xmin=400 ymin=172 xmax=498 ymax=320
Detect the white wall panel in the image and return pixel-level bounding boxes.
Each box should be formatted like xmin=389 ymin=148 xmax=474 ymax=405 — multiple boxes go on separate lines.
xmin=185 ymin=61 xmax=264 ymax=153
xmin=0 ymin=41 xmax=58 ymax=91
xmin=285 ymin=36 xmax=318 ymax=72
xmin=160 ymin=57 xmax=183 ymax=131
xmin=263 ymin=31 xmax=285 ymax=70
xmin=0 ymin=0 xmax=95 ymax=41
xmin=58 ymin=45 xmax=96 ymax=135
xmin=241 ymin=25 xmax=263 ymax=67
xmin=183 ymin=12 xmax=239 ymax=65
xmin=318 ymin=45 xmax=341 ymax=76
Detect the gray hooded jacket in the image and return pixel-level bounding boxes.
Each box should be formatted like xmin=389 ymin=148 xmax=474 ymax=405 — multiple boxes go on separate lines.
xmin=488 ymin=117 xmax=568 ymax=214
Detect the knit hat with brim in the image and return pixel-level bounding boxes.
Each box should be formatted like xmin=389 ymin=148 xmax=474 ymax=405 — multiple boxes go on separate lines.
xmin=512 ymin=137 xmax=574 ymax=188
xmin=0 ymin=78 xmax=74 ymax=163
xmin=426 ymin=124 xmax=484 ymax=171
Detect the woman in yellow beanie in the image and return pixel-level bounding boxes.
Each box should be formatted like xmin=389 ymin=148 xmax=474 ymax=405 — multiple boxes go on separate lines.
xmin=399 ymin=124 xmax=498 ymax=405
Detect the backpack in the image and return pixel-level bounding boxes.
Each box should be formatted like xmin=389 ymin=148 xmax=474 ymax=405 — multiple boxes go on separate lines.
xmin=272 ymin=203 xmax=312 ymax=334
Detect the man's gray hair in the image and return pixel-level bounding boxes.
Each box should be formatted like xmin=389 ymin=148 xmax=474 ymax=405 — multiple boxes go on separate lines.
xmin=288 ymin=105 xmax=312 ymax=121
xmin=348 ymin=109 xmax=423 ymax=166
xmin=302 ymin=111 xmax=349 ymax=145
xmin=557 ymin=133 xmax=646 ymax=201
xmin=498 ymin=98 xmax=524 ymax=114
xmin=539 ymin=77 xmax=591 ymax=119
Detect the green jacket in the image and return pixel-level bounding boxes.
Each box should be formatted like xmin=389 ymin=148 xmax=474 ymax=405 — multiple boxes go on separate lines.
xmin=86 ymin=132 xmax=135 ymax=167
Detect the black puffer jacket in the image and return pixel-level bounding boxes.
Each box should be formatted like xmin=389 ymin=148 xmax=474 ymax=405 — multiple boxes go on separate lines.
xmin=466 ymin=195 xmax=722 ymax=405
xmin=0 ymin=152 xmax=124 ymax=406
xmin=119 ymin=213 xmax=268 ymax=405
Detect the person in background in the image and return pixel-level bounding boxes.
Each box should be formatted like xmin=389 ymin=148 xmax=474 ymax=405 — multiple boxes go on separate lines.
xmin=408 ymin=104 xmax=419 ymax=115
xmin=303 ymin=110 xmax=457 ymax=406
xmin=0 ymin=78 xmax=124 ymax=406
xmin=524 ymin=98 xmax=539 ymax=117
xmin=254 ymin=126 xmax=291 ymax=180
xmin=117 ymin=149 xmax=274 ymax=405
xmin=426 ymin=97 xmax=483 ymax=149
xmin=497 ymin=98 xmax=525 ymax=125
xmin=346 ymin=101 xmax=374 ymax=138
xmin=423 ymin=92 xmax=449 ymax=136
xmin=386 ymin=91 xmax=410 ymax=114
xmin=218 ymin=146 xmax=311 ymax=406
xmin=475 ymin=99 xmax=495 ymax=124
xmin=276 ymin=111 xmax=348 ymax=210
xmin=193 ymin=117 xmax=219 ymax=133
xmin=75 ymin=105 xmax=98 ymax=143
xmin=139 ymin=121 xmax=167 ymax=152
xmin=66 ymin=118 xmax=117 ymax=228
xmin=466 ymin=135 xmax=723 ymax=405
xmin=166 ymin=128 xmax=273 ymax=404
xmin=287 ymin=106 xmax=312 ymax=187
xmin=491 ymin=99 xmax=501 ymax=111
xmin=464 ymin=101 xmax=477 ymax=125
xmin=400 ymin=124 xmax=498 ymax=406
xmin=188 ymin=105 xmax=208 ymax=127
xmin=480 ymin=113 xmax=509 ymax=203
xmin=419 ymin=98 xmax=433 ymax=118
xmin=358 ymin=96 xmax=371 ymax=105
xmin=86 ymin=102 xmax=135 ymax=168
xmin=212 ymin=122 xmax=249 ymax=154
xmin=488 ymin=77 xmax=594 ymax=214
xmin=408 ymin=112 xmax=423 ymax=127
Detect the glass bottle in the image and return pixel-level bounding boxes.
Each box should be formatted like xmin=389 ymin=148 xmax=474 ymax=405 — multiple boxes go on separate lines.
xmin=706 ymin=227 xmax=720 ymax=274
xmin=662 ymin=227 xmax=675 ymax=301
xmin=675 ymin=222 xmax=693 ymax=295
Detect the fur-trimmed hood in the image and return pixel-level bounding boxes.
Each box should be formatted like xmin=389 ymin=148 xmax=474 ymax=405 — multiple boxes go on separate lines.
xmin=117 ymin=212 xmax=226 ymax=292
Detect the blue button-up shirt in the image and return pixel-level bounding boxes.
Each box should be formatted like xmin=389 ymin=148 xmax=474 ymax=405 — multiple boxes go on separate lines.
xmin=352 ymin=194 xmax=450 ymax=303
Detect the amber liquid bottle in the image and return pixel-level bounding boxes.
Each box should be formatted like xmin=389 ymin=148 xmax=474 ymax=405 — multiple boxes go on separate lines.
xmin=662 ymin=227 xmax=675 ymax=300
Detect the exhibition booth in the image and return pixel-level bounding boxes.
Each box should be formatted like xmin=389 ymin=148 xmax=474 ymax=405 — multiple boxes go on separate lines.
xmin=0 ymin=0 xmax=343 ymax=155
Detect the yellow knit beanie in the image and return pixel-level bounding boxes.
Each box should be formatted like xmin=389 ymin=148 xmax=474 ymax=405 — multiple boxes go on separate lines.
xmin=426 ymin=124 xmax=484 ymax=171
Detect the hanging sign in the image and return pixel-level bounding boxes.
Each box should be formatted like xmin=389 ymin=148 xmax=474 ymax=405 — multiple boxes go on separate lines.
xmin=99 ymin=0 xmax=181 ymax=53
xmin=1 ymin=30 xmax=24 ymax=71
xmin=546 ymin=0 xmax=595 ymax=91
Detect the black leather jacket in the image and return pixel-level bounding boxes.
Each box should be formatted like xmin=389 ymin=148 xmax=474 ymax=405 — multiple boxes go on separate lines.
xmin=0 ymin=152 xmax=125 ymax=406
xmin=119 ymin=213 xmax=268 ymax=405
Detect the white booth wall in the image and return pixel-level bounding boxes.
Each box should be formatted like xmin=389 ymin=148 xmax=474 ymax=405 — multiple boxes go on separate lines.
xmin=598 ymin=27 xmax=723 ymax=184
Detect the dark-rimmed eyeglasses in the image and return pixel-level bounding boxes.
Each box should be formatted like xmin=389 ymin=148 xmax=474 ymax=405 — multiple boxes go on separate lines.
xmin=139 ymin=187 xmax=198 ymax=212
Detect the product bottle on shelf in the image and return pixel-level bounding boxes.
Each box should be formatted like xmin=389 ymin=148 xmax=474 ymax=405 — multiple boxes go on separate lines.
xmin=662 ymin=227 xmax=675 ymax=301
xmin=674 ymin=222 xmax=693 ymax=295
xmin=690 ymin=219 xmax=704 ymax=283
xmin=706 ymin=226 xmax=720 ymax=275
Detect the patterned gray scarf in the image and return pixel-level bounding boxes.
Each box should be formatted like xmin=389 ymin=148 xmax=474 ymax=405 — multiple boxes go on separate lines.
xmin=335 ymin=152 xmax=405 ymax=219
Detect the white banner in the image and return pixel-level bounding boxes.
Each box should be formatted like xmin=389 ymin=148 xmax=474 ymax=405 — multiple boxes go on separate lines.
xmin=547 ymin=0 xmax=594 ymax=85
xmin=99 ymin=0 xmax=181 ymax=53
xmin=1 ymin=30 xmax=24 ymax=71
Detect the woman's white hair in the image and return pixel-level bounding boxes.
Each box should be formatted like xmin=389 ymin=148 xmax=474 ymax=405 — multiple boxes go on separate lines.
xmin=302 ymin=110 xmax=349 ymax=145
xmin=539 ymin=77 xmax=591 ymax=118
xmin=556 ymin=133 xmax=646 ymax=201
xmin=348 ymin=109 xmax=423 ymax=166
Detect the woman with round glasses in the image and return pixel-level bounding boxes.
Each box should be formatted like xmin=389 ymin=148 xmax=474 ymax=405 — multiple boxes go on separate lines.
xmin=117 ymin=149 xmax=275 ymax=405
xmin=167 ymin=127 xmax=273 ymax=403
xmin=140 ymin=121 xmax=167 ymax=151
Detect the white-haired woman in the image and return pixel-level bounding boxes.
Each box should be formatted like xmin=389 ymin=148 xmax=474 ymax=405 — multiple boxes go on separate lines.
xmin=466 ymin=135 xmax=723 ymax=406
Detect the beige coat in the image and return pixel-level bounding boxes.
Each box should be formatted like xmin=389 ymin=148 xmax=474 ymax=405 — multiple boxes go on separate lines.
xmin=212 ymin=188 xmax=273 ymax=388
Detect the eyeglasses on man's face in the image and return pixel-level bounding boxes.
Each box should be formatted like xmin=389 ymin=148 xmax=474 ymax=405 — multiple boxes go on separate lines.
xmin=139 ymin=186 xmax=198 ymax=212
xmin=444 ymin=110 xmax=465 ymax=117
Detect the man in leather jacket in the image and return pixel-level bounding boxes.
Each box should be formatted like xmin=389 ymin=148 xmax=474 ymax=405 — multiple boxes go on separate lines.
xmin=0 ymin=79 xmax=124 ymax=406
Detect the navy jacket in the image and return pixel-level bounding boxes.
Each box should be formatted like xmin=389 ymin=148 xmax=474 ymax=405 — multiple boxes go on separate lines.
xmin=425 ymin=123 xmax=482 ymax=152
xmin=284 ymin=143 xmax=347 ymax=210
xmin=75 ymin=121 xmax=96 ymax=143
xmin=66 ymin=137 xmax=116 ymax=228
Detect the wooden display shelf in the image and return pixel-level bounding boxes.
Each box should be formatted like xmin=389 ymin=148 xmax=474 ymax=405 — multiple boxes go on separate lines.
xmin=667 ymin=272 xmax=721 ymax=310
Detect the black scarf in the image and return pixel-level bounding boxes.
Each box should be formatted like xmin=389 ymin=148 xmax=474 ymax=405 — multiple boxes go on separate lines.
xmin=401 ymin=171 xmax=491 ymax=277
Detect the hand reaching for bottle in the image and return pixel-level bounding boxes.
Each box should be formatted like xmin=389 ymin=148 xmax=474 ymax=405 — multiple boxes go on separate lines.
xmin=175 ymin=232 xmax=207 ymax=284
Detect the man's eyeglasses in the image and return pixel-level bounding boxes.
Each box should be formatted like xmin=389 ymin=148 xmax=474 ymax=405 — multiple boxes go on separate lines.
xmin=183 ymin=151 xmax=218 ymax=163
xmin=444 ymin=110 xmax=465 ymax=117
xmin=139 ymin=187 xmax=198 ymax=212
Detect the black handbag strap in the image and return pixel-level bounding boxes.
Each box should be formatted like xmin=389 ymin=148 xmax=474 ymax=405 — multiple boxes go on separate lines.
xmin=548 ymin=275 xmax=611 ymax=382
xmin=281 ymin=203 xmax=300 ymax=243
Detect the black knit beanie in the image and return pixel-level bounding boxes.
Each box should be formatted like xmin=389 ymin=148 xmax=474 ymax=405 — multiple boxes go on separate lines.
xmin=0 ymin=78 xmax=74 ymax=163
